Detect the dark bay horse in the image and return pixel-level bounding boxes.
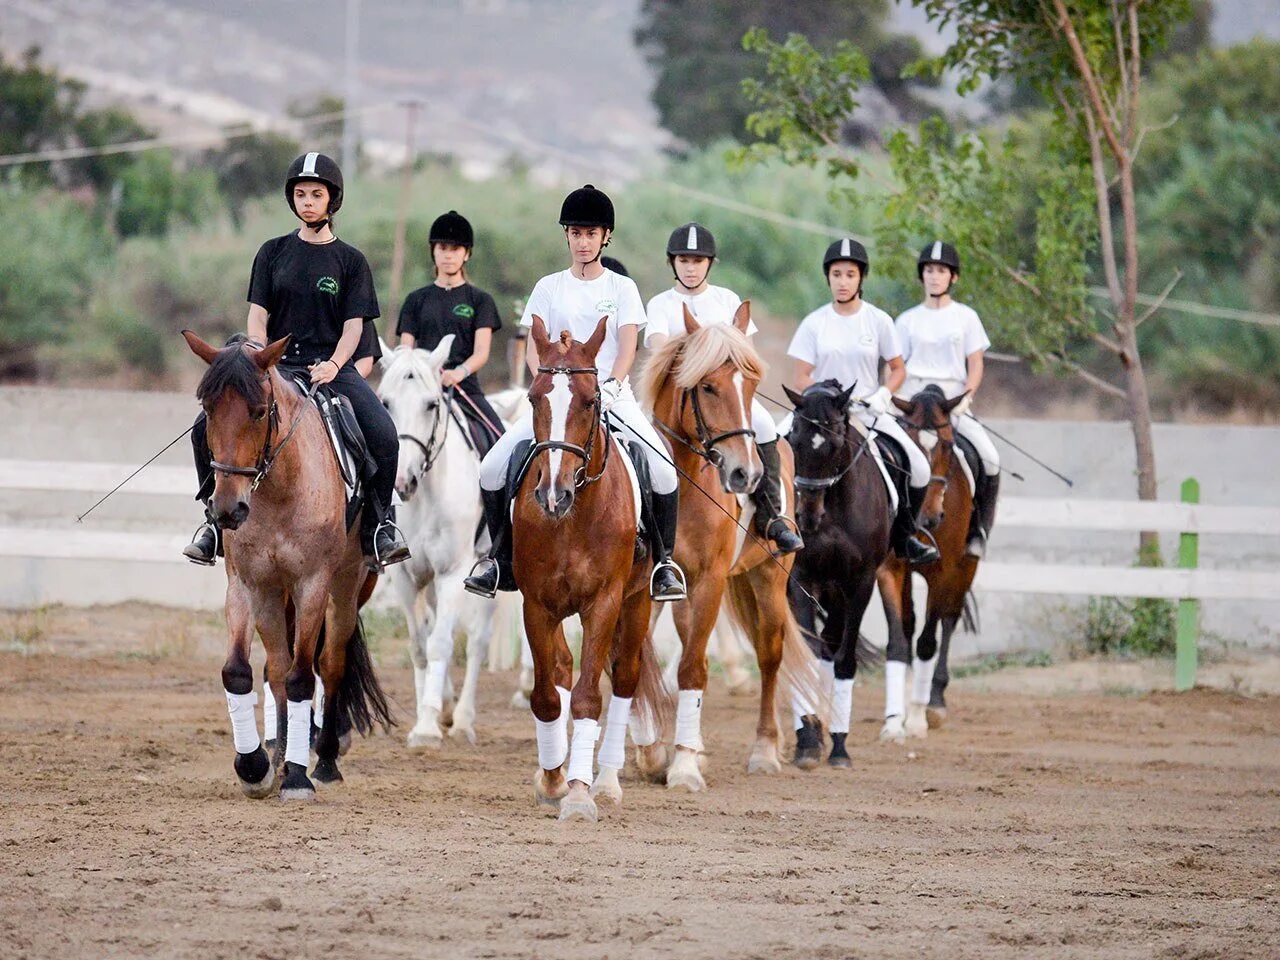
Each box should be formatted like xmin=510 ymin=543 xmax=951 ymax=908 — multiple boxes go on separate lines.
xmin=879 ymin=385 xmax=975 ymax=740
xmin=184 ymin=332 xmax=392 ymax=801
xmin=639 ymin=304 xmax=821 ymax=785
xmin=516 ymin=317 xmax=669 ymax=823
xmin=784 ymin=380 xmax=903 ymax=768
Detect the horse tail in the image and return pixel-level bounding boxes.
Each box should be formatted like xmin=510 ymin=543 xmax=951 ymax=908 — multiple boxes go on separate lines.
xmin=856 ymin=632 xmax=884 ymax=668
xmin=335 ymin=616 xmax=395 ymax=736
xmin=631 ymin=626 xmax=675 ymax=745
xmin=961 ymin=590 xmax=980 ymax=634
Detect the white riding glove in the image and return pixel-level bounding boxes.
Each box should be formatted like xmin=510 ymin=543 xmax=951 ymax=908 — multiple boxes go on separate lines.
xmin=601 ymin=377 xmax=623 ymax=413
xmin=865 ymin=386 xmax=893 ymax=417
xmin=952 ymin=392 xmax=973 ymax=419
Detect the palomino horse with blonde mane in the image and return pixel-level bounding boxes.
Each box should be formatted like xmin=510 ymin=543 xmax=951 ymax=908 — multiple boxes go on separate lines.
xmin=516 ymin=316 xmax=670 ymax=822
xmin=638 ymin=303 xmax=820 ymax=788
xmin=183 ymin=331 xmax=392 ymax=801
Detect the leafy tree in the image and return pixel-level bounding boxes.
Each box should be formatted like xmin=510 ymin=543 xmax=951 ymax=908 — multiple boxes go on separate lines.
xmin=288 ymin=94 xmax=347 ymax=160
xmin=635 ymin=0 xmax=935 ymax=147
xmin=113 ymin=151 xmax=221 ymax=238
xmin=203 ymin=130 xmax=302 ymax=227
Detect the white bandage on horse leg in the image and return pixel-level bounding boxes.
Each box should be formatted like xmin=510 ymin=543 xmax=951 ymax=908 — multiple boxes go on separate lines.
xmin=911 ymin=655 xmax=939 ymax=705
xmin=566 ymin=717 xmax=601 ymax=785
xmin=884 ymin=660 xmax=907 ymax=718
xmin=261 ymin=681 xmax=277 ymax=741
xmin=629 ymin=706 xmax=659 ymax=746
xmin=413 ymin=664 xmax=428 ymax=711
xmin=831 ymin=678 xmax=855 ymax=734
xmin=534 ymin=712 xmax=568 ymax=771
xmin=818 ymin=659 xmax=835 ymax=702
xmin=225 ymin=690 xmax=260 ymax=754
xmin=285 ymin=699 xmax=311 ymax=767
xmin=598 ymin=696 xmax=632 ymax=770
xmin=792 ymin=681 xmax=817 ymax=731
xmin=312 ymin=673 xmax=325 ymax=728
xmin=426 ymin=660 xmax=448 ymax=712
xmin=674 ymin=689 xmax=704 ymax=750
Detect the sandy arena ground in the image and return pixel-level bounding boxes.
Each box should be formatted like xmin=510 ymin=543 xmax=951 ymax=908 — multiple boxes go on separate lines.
xmin=2 ymin=605 xmax=1277 ymax=959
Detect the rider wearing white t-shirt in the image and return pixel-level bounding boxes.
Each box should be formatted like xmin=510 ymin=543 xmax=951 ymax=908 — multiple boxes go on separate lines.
xmin=464 ymin=185 xmax=687 ymax=602
xmin=895 ymin=241 xmax=1001 ymax=558
xmin=646 ymin=223 xmax=802 ymax=554
xmin=787 ymin=238 xmax=940 ymax=566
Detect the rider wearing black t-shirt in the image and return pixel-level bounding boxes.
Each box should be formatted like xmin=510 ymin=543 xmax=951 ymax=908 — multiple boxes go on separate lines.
xmin=396 ymin=210 xmax=506 ymax=455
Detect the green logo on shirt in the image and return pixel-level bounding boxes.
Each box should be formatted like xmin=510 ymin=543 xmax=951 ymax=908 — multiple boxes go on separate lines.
xmin=316 ymin=276 xmax=340 ymax=295
xmin=452 ymin=303 xmax=476 ymax=320
xmin=595 ymin=298 xmax=617 ymax=313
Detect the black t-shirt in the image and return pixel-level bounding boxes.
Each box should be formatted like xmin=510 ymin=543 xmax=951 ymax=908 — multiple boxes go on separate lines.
xmin=247 ymin=231 xmax=380 ymax=364
xmin=353 ymin=320 xmax=382 ymax=363
xmin=396 ymin=283 xmax=501 ymax=370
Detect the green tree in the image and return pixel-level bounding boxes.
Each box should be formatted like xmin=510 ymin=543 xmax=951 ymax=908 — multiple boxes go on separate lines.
xmin=113 ymin=151 xmax=221 ymax=238
xmin=203 ymin=129 xmax=302 ymax=227
xmin=288 ymin=94 xmax=347 ymax=160
xmin=635 ymin=0 xmax=936 ymax=147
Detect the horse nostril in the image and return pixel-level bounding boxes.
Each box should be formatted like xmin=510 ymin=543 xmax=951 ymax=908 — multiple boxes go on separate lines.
xmin=728 ymin=467 xmax=749 ymax=492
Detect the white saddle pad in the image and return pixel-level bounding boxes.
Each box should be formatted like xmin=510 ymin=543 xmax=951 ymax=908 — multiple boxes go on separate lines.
xmin=852 ymin=419 xmax=898 ymax=517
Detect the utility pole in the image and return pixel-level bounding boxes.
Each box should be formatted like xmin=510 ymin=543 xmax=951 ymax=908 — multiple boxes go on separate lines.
xmin=341 ymin=0 xmax=361 ymax=175
xmin=388 ymin=98 xmax=423 ymax=339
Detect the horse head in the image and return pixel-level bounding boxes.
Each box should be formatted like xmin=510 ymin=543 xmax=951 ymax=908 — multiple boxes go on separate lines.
xmin=892 ymin=385 xmax=968 ymax=530
xmin=783 ymin=379 xmax=855 ymax=533
xmin=527 ymin=315 xmax=607 ymax=519
xmin=378 ymin=334 xmax=455 ymax=500
xmin=183 ymin=330 xmax=291 ymax=530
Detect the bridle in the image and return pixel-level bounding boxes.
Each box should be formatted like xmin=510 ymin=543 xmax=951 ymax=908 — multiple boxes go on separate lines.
xmin=397 ymin=389 xmax=450 ymax=481
xmin=521 ymin=363 xmax=612 ymax=489
xmin=655 ymin=368 xmax=756 ymax=469
xmin=208 ymin=375 xmax=311 ymax=493
xmin=793 ymin=417 xmax=869 ymax=491
xmin=904 ymin=416 xmax=957 ymax=493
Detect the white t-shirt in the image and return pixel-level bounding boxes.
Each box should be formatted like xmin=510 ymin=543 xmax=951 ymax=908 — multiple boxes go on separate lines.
xmin=643 ymin=284 xmax=758 ymax=345
xmin=895 ymin=301 xmax=990 ymax=392
xmin=520 ymin=267 xmax=645 ymax=379
xmin=787 ymin=300 xmax=900 ymax=398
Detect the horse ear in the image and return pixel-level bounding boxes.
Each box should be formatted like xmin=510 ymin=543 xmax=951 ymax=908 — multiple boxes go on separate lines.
xmin=838 ymin=384 xmax=856 ymax=409
xmin=892 ymin=396 xmax=914 ymax=415
xmin=377 ymin=337 xmax=396 ymax=371
xmin=428 ymin=334 xmax=456 ymax=371
xmin=182 ymin=330 xmax=219 ymax=365
xmin=941 ymin=390 xmax=970 ymax=415
xmin=732 ymin=300 xmax=751 ymax=333
xmin=252 ymin=336 xmax=291 ymax=371
xmin=783 ymin=384 xmax=805 ymax=408
xmin=583 ymin=316 xmax=608 ymax=362
xmin=682 ymin=303 xmax=701 ymax=336
xmin=530 ymin=315 xmax=550 ymax=357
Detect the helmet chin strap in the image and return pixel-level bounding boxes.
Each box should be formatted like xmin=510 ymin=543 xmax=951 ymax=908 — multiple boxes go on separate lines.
xmin=672 ymin=259 xmax=710 ymax=291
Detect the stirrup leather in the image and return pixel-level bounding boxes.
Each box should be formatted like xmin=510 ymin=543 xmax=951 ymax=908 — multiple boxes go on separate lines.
xmin=649 ymin=559 xmax=688 ymax=601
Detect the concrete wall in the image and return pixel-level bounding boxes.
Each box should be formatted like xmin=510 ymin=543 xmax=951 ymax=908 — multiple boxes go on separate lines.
xmin=3 ymin=386 xmax=1277 ymax=652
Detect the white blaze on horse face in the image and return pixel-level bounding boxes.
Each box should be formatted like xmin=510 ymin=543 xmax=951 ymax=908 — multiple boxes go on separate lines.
xmin=919 ymin=430 xmax=938 ymax=453
xmin=547 ymin=373 xmax=572 ymax=499
xmin=810 ymin=432 xmax=824 ymax=451
xmin=732 ymin=372 xmax=751 ymax=433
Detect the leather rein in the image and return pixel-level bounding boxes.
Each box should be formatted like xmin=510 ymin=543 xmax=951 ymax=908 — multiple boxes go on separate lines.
xmin=655 ymin=372 xmax=756 ymax=469
xmin=209 ymin=375 xmax=314 ymax=493
xmin=519 ymin=363 xmax=612 ymax=490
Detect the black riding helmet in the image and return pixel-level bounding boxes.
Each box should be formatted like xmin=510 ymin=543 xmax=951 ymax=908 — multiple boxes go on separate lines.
xmin=823 ymin=237 xmax=869 ymax=277
xmin=666 ymin=222 xmax=716 ymax=259
xmin=429 ymin=210 xmax=474 ymax=248
xmin=917 ymin=240 xmax=961 ymax=279
xmin=559 ymin=184 xmax=615 ymax=230
xmin=284 ymin=152 xmax=344 ymax=221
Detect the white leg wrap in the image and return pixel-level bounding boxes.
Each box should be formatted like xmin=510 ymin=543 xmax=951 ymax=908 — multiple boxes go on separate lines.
xmin=884 ymin=661 xmax=907 ymax=718
xmin=413 ymin=664 xmax=428 ymax=712
xmin=312 ymin=673 xmax=325 ymax=728
xmin=912 ymin=655 xmax=939 ymax=705
xmin=261 ymin=681 xmax=277 ymax=741
xmin=674 ymin=689 xmax=704 ymax=751
xmin=424 ymin=659 xmax=448 ymax=712
xmin=598 ymin=696 xmax=632 ymax=770
xmin=629 ymin=706 xmax=659 ymax=747
xmin=566 ymin=718 xmax=600 ymax=785
xmin=792 ymin=683 xmax=817 ymax=731
xmin=831 ymin=678 xmax=855 ymax=734
xmin=818 ymin=659 xmax=835 ymax=702
xmin=285 ymin=699 xmax=311 ymax=767
xmin=557 ymin=685 xmax=572 ymax=736
xmin=225 ymin=690 xmax=260 ymax=754
xmin=534 ymin=693 xmax=569 ymax=770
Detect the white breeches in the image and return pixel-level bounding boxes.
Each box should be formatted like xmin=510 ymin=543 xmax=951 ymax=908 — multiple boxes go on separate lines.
xmin=750 ymin=398 xmax=777 ymax=444
xmin=478 ymin=380 xmax=678 ymax=494
xmin=899 ymin=375 xmax=1000 ymax=475
xmin=854 ymin=407 xmax=930 ymax=489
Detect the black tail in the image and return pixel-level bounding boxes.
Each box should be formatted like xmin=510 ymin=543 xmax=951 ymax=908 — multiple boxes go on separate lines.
xmin=320 ymin=617 xmax=395 ymax=736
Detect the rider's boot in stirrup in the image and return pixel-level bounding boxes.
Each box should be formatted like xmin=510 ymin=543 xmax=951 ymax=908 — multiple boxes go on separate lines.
xmin=182 ymin=504 xmax=220 ymax=566
xmin=966 ymin=471 xmax=1000 ymax=558
xmin=464 ymin=487 xmax=516 ymax=598
xmin=892 ymin=485 xmax=940 ymax=566
xmin=649 ymin=490 xmax=688 ymax=602
xmin=373 ymin=506 xmax=411 ymax=569
xmin=750 ymin=439 xmax=804 ymax=555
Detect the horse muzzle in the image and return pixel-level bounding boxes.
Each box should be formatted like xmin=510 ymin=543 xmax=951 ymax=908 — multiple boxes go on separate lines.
xmin=535 ymin=484 xmax=574 ymax=519
xmin=213 ymin=499 xmax=250 ymax=530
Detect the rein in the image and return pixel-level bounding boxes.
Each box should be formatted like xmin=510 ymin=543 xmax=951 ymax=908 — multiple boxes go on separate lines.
xmin=793 ymin=431 xmax=871 ymax=491
xmin=397 ymin=389 xmax=451 ymax=478
xmin=209 ymin=376 xmax=316 ymax=493
xmin=654 ymin=362 xmax=756 ymax=469
xmin=521 ymin=363 xmax=612 ymax=490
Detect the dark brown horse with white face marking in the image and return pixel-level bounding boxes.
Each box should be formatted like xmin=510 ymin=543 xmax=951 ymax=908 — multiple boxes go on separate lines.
xmin=878 ymin=385 xmax=975 ymax=741
xmin=184 ymin=331 xmax=391 ymax=801
xmin=515 ymin=317 xmax=669 ymax=823
xmin=639 ymin=304 xmax=821 ymax=786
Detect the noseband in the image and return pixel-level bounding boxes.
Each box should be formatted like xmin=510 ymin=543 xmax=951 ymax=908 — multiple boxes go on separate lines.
xmin=208 ymin=376 xmax=309 ymax=493
xmin=656 ymin=367 xmax=756 ymax=468
xmin=397 ymin=390 xmax=450 ymax=481
xmin=521 ymin=363 xmax=612 ymax=490
xmin=793 ymin=419 xmax=869 ymax=491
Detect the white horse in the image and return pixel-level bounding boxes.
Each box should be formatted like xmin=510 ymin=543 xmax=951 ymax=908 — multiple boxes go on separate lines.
xmin=379 ymin=338 xmax=495 ymax=747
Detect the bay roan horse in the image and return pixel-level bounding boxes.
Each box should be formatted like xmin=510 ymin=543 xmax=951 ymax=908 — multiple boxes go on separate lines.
xmin=639 ymin=303 xmax=821 ymax=787
xmin=184 ymin=331 xmax=392 ymax=801
xmin=516 ymin=316 xmax=670 ymax=823
xmin=879 ymin=385 xmax=976 ymax=741
xmin=783 ymin=380 xmax=901 ymax=769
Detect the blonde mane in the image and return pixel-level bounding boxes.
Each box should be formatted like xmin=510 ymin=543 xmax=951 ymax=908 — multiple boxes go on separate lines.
xmin=378 ymin=345 xmax=444 ymax=396
xmin=638 ymin=322 xmax=767 ymax=410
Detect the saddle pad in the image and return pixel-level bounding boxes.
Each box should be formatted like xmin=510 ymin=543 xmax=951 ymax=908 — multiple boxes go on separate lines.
xmin=954 ymin=431 xmax=978 ymax=496
xmin=730 ymin=476 xmax=789 ymax=566
xmin=614 ymin=434 xmax=643 ymax=534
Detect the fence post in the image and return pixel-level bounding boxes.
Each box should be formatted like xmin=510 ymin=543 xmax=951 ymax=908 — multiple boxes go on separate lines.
xmin=1175 ymin=477 xmax=1200 ymax=691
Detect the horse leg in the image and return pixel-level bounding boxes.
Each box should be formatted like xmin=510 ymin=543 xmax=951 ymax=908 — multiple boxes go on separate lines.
xmin=929 ymin=614 xmax=958 ymax=729
xmin=794 ymin=589 xmax=840 ymax=770
xmin=525 ymin=603 xmax=569 ymax=809
xmin=417 ymin=573 xmax=462 ymax=748
xmin=279 ymin=576 xmax=329 ymax=802
xmin=450 ymin=589 xmax=490 ymax=745
xmin=511 ymin=629 xmax=535 ymax=710
xmin=829 ymin=575 xmax=875 ymax=769
xmin=665 ymin=577 xmax=722 ymax=792
xmin=906 ymin=606 xmax=941 ymax=739
xmin=392 ymin=573 xmax=436 ymax=750
xmin=220 ymin=579 xmax=273 ymax=798
xmin=593 ymin=590 xmax=652 ymax=805
xmin=311 ymin=563 xmax=364 ymax=786
xmin=878 ymin=562 xmax=911 ymax=744
xmin=712 ymin=611 xmax=754 ymax=696
xmin=743 ymin=567 xmax=790 ymax=776
xmin=630 ymin=613 xmax=669 ymax=782
xmin=559 ymin=595 xmax=621 ymax=824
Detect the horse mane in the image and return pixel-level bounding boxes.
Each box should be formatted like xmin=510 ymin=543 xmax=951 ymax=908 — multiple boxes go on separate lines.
xmin=196 ymin=344 xmax=265 ymax=408
xmin=379 ymin=346 xmax=443 ymax=394
xmin=638 ymin=323 xmax=766 ymax=409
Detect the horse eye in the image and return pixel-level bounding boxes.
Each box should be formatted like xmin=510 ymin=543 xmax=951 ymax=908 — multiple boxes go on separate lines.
xmin=251 ymin=407 xmax=267 ymax=421
xmin=701 ymin=383 xmax=715 ymax=394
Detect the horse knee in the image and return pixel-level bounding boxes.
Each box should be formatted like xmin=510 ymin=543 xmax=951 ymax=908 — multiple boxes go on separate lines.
xmin=917 ymin=636 xmax=939 ymax=661
xmin=284 ymin=670 xmax=316 ymax=703
xmin=221 ymin=657 xmax=253 ymax=696
xmin=529 ymin=686 xmax=561 ymax=724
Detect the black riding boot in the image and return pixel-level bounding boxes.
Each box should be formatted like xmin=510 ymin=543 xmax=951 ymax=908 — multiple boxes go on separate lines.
xmin=464 ymin=487 xmax=517 ymax=598
xmin=750 ymin=439 xmax=804 ymax=555
xmin=966 ymin=471 xmax=1000 ymax=558
xmin=182 ymin=503 xmax=220 ymax=566
xmin=892 ymin=485 xmax=940 ymax=566
xmin=649 ymin=490 xmax=688 ymax=602
xmin=372 ymin=504 xmax=411 ymax=569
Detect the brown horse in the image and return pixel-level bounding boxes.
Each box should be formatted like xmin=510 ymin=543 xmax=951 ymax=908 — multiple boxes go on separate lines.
xmin=516 ymin=317 xmax=669 ymax=823
xmin=184 ymin=332 xmax=391 ymax=801
xmin=638 ymin=303 xmax=820 ymax=787
xmin=877 ymin=385 xmax=976 ymax=741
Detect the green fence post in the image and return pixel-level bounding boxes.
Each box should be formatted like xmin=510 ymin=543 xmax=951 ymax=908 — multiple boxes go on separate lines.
xmin=1175 ymin=477 xmax=1200 ymax=691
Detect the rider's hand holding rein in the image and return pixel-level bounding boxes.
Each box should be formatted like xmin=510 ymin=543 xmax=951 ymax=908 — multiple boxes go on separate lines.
xmin=307 ymin=317 xmax=361 ymax=385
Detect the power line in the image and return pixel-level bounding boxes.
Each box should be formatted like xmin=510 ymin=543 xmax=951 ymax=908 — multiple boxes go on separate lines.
xmin=1089 ymin=288 xmax=1280 ymax=328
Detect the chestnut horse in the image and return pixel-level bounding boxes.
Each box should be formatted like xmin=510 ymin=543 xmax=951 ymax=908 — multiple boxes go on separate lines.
xmin=516 ymin=317 xmax=669 ymax=823
xmin=184 ymin=332 xmax=392 ymax=801
xmin=638 ymin=304 xmax=820 ymax=788
xmin=878 ymin=385 xmax=976 ymax=741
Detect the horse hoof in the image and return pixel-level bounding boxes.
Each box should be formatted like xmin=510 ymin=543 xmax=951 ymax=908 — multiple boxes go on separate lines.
xmin=312 ymin=757 xmax=343 ymax=788
xmin=905 ymin=703 xmax=929 ymax=739
xmin=879 ymin=717 xmax=907 ymax=744
xmin=747 ymin=750 xmax=782 ymax=775
xmin=449 ymin=722 xmax=477 ymax=745
xmin=926 ymin=705 xmax=948 ymax=729
xmin=828 ymin=753 xmax=853 ymax=769
xmin=590 ymin=768 xmax=623 ymax=804
xmin=439 ymin=702 xmax=455 ymax=728
xmin=278 ymin=761 xmax=315 ymax=803
xmin=558 ymin=786 xmax=598 ymax=823
xmin=336 ymin=731 xmax=352 ymax=757
xmin=666 ymin=748 xmax=707 ymax=792
xmin=634 ymin=743 xmax=669 ymax=783
xmin=235 ymin=747 xmax=275 ymax=799
xmin=792 ymin=748 xmax=821 ymax=771
xmin=407 ymin=728 xmax=444 ymax=751
xmin=534 ymin=768 xmax=569 ymax=807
